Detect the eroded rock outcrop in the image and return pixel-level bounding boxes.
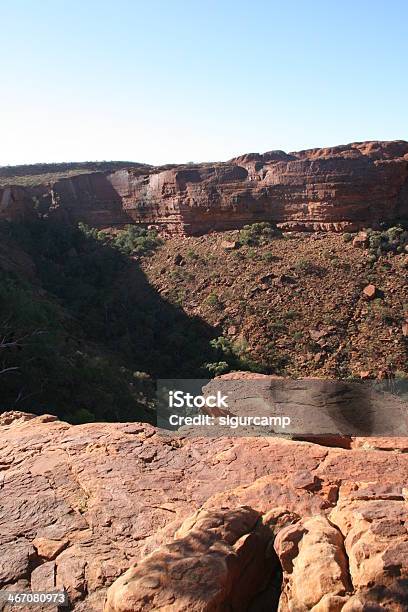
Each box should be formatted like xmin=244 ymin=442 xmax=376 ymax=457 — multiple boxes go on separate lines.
xmin=275 ymin=515 xmax=352 ymax=610
xmin=1 ymin=140 xmax=408 ymax=234
xmin=0 ymin=411 xmax=407 ymax=610
xmin=104 ymin=506 xmax=275 ymax=612
xmin=0 ymin=174 xmax=133 ymax=227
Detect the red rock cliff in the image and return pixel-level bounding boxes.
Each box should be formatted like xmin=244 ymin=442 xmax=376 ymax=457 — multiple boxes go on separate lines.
xmin=1 ymin=140 xmax=408 ymax=233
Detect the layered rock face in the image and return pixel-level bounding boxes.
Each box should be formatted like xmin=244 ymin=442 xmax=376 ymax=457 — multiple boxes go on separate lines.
xmin=1 ymin=140 xmax=408 ymax=233
xmin=0 ymin=174 xmax=133 ymax=226
xmin=0 ymin=409 xmax=407 ymax=611
xmin=112 ymin=140 xmax=408 ymax=235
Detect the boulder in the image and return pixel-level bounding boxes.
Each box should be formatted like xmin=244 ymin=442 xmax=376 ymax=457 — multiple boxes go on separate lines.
xmin=352 ymin=232 xmax=369 ymax=248
xmin=275 ymin=515 xmax=352 ymax=610
xmin=220 ymin=240 xmax=237 ymax=250
xmin=362 ymin=284 xmax=378 ymax=300
xmin=104 ymin=506 xmax=276 ymax=612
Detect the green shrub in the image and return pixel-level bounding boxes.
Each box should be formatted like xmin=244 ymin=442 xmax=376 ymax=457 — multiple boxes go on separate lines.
xmin=269 ymin=320 xmax=287 ymax=332
xmin=371 ymin=301 xmax=395 ymax=324
xmin=210 ymin=336 xmax=233 ymax=355
xmin=112 ymin=225 xmax=162 ymax=255
xmin=206 ymin=292 xmax=222 ymax=309
xmin=246 ymin=247 xmax=257 ymax=259
xmin=206 ymin=336 xmax=266 ymax=375
xmin=294 ymin=258 xmax=325 ymax=275
xmin=368 ymin=231 xmax=383 ymax=251
xmin=78 ymin=222 xmax=100 ymax=241
xmin=283 ymin=309 xmax=299 ymax=321
xmin=186 ymin=249 xmax=199 ymax=261
xmin=238 ymin=222 xmax=281 ymax=247
xmin=365 ymin=225 xmax=408 ymax=257
xmin=205 ymin=361 xmax=230 ymax=376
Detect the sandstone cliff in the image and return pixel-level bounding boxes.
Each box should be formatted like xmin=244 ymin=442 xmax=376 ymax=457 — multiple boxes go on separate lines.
xmin=1 ymin=140 xmax=408 ymax=234
xmin=0 ymin=408 xmax=407 ymax=611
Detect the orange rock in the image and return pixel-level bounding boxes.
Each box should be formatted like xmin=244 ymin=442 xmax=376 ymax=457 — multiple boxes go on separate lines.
xmin=0 ymin=411 xmax=407 ymax=610
xmin=352 ymin=232 xmax=369 ymax=248
xmin=275 ymin=515 xmax=351 ymax=610
xmin=309 ymin=328 xmax=330 ymax=341
xmin=104 ymin=507 xmax=273 ymax=612
xmin=359 ymin=370 xmax=371 ymax=379
xmin=362 ymin=283 xmax=378 ymax=300
xmin=220 ymin=240 xmax=237 ymax=250
xmin=33 ymin=537 xmax=68 ymax=561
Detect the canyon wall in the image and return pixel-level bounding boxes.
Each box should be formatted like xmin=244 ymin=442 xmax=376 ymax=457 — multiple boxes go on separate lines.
xmin=1 ymin=140 xmax=408 ymax=233
xmin=0 ymin=173 xmax=133 ymax=226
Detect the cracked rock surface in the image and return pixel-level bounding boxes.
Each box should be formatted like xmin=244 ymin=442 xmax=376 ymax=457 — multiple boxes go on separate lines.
xmin=0 ymin=411 xmax=407 ymax=611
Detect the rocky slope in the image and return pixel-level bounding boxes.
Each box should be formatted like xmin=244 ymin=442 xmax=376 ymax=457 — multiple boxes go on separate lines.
xmin=141 ymin=231 xmax=408 ymax=379
xmin=0 ymin=408 xmax=407 ymax=611
xmin=1 ymin=141 xmax=408 ymax=234
xmin=1 ymin=218 xmax=406 ymax=416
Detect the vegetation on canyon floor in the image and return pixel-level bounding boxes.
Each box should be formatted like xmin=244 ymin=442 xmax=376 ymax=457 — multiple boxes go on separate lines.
xmin=237 ymin=221 xmax=282 ymax=246
xmin=79 ymin=223 xmax=164 ymax=256
xmin=0 ymin=218 xmax=407 ymax=423
xmin=0 ymin=220 xmax=263 ymax=422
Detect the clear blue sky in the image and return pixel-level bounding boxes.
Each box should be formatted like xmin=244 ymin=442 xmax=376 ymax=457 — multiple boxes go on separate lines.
xmin=1 ymin=0 xmax=407 ymax=165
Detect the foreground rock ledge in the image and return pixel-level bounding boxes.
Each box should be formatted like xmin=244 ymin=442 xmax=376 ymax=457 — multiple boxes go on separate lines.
xmin=0 ymin=412 xmax=407 ymax=611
